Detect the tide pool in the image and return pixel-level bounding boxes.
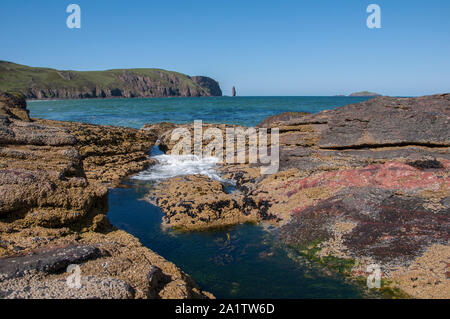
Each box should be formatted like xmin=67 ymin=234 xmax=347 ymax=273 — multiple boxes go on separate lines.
xmin=29 ymin=96 xmax=376 ymax=298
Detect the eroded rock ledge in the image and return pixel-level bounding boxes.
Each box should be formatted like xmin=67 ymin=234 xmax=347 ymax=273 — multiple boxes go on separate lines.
xmin=146 ymin=94 xmax=449 ymax=298
xmin=0 ymin=92 xmax=213 ymax=299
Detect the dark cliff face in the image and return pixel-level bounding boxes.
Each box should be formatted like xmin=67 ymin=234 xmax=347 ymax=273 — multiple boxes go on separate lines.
xmin=0 ymin=61 xmax=222 ymax=100
xmin=191 ymin=76 xmax=222 ymax=97
xmin=0 ymin=92 xmax=30 ymax=121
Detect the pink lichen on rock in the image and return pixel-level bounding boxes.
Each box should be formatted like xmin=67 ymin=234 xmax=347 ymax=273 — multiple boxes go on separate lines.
xmin=285 ymin=161 xmax=449 ymax=198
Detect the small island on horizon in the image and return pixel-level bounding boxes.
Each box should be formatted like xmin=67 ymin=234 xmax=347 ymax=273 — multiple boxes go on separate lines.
xmin=334 ymin=91 xmax=382 ymax=97
xmin=349 ymin=91 xmax=382 ymax=97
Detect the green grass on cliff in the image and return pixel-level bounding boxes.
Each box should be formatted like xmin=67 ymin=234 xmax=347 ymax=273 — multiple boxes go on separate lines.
xmin=0 ymin=61 xmax=212 ymax=96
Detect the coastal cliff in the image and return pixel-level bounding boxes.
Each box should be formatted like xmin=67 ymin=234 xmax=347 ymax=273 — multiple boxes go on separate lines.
xmin=0 ymin=92 xmax=213 ymax=299
xmin=0 ymin=61 xmax=222 ymax=100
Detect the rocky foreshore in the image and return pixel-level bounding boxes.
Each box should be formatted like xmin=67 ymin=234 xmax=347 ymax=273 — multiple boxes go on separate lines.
xmin=0 ymin=61 xmax=222 ymax=99
xmin=0 ymin=91 xmax=449 ymax=299
xmin=0 ymin=92 xmax=213 ymax=299
xmin=147 ymin=94 xmax=450 ymax=298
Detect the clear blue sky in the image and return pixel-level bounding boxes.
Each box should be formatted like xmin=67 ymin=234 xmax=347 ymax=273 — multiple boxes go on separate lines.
xmin=1 ymin=0 xmax=449 ymax=96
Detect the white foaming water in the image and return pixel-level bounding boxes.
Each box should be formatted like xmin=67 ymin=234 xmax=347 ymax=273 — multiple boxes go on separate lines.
xmin=132 ymin=154 xmax=224 ymax=181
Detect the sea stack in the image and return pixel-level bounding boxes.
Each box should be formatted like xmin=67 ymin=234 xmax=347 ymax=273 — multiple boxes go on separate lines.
xmin=232 ymin=86 xmax=236 ymax=97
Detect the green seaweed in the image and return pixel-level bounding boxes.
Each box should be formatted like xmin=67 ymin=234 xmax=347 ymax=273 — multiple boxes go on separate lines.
xmin=295 ymin=239 xmax=323 ymax=261
xmin=356 ymin=276 xmax=410 ymax=299
xmin=288 ymin=240 xmax=412 ymax=298
xmin=320 ymin=255 xmax=355 ymax=275
xmin=289 ymin=240 xmax=355 ymax=275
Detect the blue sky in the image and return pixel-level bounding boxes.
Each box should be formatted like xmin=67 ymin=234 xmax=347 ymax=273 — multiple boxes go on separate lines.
xmin=0 ymin=0 xmax=449 ymax=96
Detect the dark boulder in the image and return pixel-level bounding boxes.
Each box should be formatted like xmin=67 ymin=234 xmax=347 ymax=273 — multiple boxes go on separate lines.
xmin=0 ymin=92 xmax=30 ymax=122
xmin=0 ymin=245 xmax=102 ymax=280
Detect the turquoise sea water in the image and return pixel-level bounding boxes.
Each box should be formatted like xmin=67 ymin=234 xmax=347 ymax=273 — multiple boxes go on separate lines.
xmin=28 ymin=96 xmax=371 ymax=128
xmin=28 ymin=97 xmax=373 ymax=298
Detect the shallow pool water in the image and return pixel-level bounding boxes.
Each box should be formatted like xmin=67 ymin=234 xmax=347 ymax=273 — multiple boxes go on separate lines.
xmin=107 ymin=180 xmax=368 ymax=298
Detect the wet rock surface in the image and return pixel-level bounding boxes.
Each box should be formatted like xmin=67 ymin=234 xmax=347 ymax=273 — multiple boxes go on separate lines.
xmin=280 ymin=186 xmax=448 ymax=262
xmin=150 ymin=174 xmax=269 ymax=230
xmin=0 ymin=93 xmax=213 ymax=299
xmin=0 ymin=245 xmax=101 ymax=280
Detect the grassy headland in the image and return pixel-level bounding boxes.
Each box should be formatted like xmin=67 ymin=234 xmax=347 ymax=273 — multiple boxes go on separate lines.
xmin=0 ymin=61 xmax=222 ymax=99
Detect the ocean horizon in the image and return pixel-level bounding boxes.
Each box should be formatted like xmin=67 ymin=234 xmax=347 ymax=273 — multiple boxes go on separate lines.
xmin=28 ymin=96 xmax=373 ymax=128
